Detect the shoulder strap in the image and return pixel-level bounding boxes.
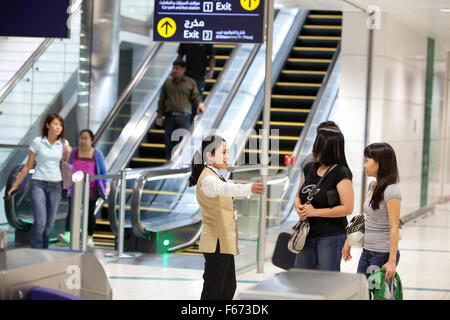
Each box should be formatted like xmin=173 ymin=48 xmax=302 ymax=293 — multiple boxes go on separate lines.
xmin=306 ymin=164 xmax=337 ymax=203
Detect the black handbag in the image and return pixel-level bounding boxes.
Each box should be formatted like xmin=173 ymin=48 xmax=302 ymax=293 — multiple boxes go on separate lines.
xmin=272 ymin=232 xmax=297 ymax=270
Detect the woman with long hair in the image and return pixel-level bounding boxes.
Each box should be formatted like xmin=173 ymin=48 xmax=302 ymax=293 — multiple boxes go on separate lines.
xmin=293 ymin=127 xmax=354 ymax=271
xmin=189 ymin=135 xmax=265 ymax=300
xmin=58 ymin=129 xmax=110 ymax=247
xmin=7 ymin=113 xmax=71 ymax=249
xmin=342 ymin=142 xmax=401 ymax=281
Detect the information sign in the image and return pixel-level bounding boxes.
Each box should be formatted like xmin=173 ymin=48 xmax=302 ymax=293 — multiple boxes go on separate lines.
xmin=154 ymin=0 xmax=264 ymax=43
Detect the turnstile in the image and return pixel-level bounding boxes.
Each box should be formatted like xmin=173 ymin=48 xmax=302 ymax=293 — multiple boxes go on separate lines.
xmin=0 ymin=248 xmax=112 ymax=300
xmin=238 ymin=268 xmax=369 ymax=300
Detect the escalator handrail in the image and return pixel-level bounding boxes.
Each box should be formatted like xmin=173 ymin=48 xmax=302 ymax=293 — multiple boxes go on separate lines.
xmin=0 ymin=2 xmax=83 ymax=104
xmin=130 ymin=163 xmax=265 ymax=239
xmin=0 ymin=39 xmax=53 ymax=104
xmin=93 ymin=42 xmax=163 ymax=145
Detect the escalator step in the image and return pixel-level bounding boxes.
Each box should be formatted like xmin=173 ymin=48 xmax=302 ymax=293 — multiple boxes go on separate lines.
xmin=140 ymin=143 xmax=165 ymax=148
xmin=281 ymin=70 xmax=326 ymax=75
xmin=256 ymin=121 xmax=305 ymax=127
xmin=131 ymin=157 xmax=167 ymax=163
xmin=303 ymin=25 xmax=342 ymax=29
xmin=308 ymin=14 xmax=343 ymax=19
xmin=298 ymin=35 xmax=341 ymax=40
xmin=286 ymin=58 xmax=332 ymax=63
xmin=272 ymin=94 xmax=316 ymax=100
xmin=270 ymin=108 xmax=310 ymax=113
xmin=293 ymin=47 xmax=336 ymax=52
xmin=275 ymin=82 xmax=321 ymax=87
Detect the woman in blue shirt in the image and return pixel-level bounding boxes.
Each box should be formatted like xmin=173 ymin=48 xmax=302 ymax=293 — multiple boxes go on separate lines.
xmin=8 ymin=113 xmax=71 ymax=249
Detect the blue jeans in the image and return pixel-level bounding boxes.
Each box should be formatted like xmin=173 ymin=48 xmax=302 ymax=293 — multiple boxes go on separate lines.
xmin=357 ymin=249 xmax=400 ymax=278
xmin=164 ymin=113 xmax=191 ymax=160
xmin=30 ymin=180 xmax=62 ymax=248
xmin=294 ymin=234 xmax=347 ymax=271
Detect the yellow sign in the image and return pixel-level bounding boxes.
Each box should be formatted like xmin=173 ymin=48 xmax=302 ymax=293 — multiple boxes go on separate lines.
xmin=240 ymin=0 xmax=260 ymax=11
xmin=157 ymin=17 xmax=176 ymax=38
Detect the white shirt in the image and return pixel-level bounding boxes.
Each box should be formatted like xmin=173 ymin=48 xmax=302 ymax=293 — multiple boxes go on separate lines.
xmin=200 ymin=166 xmax=253 ymax=199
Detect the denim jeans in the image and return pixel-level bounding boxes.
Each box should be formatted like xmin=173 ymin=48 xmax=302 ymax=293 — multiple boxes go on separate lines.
xmin=30 ymin=179 xmax=62 ymax=248
xmin=294 ymin=234 xmax=347 ymax=271
xmin=357 ymin=248 xmax=400 ymax=278
xmin=164 ymin=113 xmax=191 ymax=160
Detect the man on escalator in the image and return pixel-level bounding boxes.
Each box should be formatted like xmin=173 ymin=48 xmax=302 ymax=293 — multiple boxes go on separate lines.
xmin=176 ymin=43 xmax=215 ymax=124
xmin=156 ymin=60 xmax=206 ymax=160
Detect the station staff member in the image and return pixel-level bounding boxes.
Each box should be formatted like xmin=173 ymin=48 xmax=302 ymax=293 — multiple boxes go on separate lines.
xmin=188 ymin=135 xmax=266 ymax=300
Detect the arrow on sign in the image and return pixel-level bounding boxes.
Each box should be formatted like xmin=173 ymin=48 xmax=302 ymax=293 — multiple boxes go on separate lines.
xmin=161 ymin=20 xmax=173 ymax=35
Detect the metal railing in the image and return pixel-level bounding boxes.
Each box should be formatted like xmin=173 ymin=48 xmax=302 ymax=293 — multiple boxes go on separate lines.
xmin=69 ymin=170 xmax=131 ymax=258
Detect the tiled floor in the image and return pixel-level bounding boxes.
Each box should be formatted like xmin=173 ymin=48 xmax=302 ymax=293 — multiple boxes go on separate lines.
xmin=99 ymin=202 xmax=450 ymax=300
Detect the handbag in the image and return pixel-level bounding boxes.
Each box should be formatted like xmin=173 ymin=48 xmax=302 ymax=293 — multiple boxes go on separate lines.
xmin=288 ymin=164 xmax=336 ymax=254
xmin=61 ymin=141 xmax=73 ymax=190
xmin=345 ymin=214 xmax=366 ymax=246
xmin=272 ymin=232 xmax=297 ymax=270
xmin=368 ymin=268 xmax=403 ymax=300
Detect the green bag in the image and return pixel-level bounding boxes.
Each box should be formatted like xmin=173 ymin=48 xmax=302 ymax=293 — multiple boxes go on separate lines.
xmin=368 ymin=268 xmax=403 ymax=300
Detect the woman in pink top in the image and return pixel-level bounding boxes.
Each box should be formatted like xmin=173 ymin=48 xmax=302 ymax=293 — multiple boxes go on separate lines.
xmin=58 ymin=129 xmax=110 ymax=247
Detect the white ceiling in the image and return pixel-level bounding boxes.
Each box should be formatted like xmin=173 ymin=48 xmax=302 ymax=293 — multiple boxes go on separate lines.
xmin=275 ymin=0 xmax=450 ymax=50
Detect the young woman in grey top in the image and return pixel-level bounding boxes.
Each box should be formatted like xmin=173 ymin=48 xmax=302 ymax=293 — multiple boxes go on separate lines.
xmin=342 ymin=143 xmax=401 ymax=280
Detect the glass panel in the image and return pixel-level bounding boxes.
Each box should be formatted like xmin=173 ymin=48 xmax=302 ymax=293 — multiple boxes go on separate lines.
xmin=230 ymin=169 xmax=262 ymax=271
xmin=96 ymin=42 xmax=179 ymax=157
xmin=0 ymin=10 xmax=81 ymax=169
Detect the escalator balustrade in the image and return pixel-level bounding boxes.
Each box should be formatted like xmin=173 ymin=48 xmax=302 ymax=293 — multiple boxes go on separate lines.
xmin=243 ymin=10 xmax=342 ymax=173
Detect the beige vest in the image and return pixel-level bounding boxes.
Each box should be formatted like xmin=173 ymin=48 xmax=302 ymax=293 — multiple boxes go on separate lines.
xmin=196 ymin=168 xmax=239 ymax=256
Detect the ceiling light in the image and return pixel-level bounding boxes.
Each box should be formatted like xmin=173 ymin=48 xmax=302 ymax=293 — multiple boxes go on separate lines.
xmin=440 ymin=8 xmax=450 ymax=12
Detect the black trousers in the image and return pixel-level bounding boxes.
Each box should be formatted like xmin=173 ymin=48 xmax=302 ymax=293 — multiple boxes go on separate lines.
xmin=201 ymin=240 xmax=237 ymax=300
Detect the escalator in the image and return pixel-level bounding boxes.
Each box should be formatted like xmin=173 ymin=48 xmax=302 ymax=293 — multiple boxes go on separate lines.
xmin=3 ymin=40 xmax=242 ymax=249
xmin=243 ymin=10 xmax=342 ymax=172
xmin=4 ymin=9 xmax=342 ymax=264
xmin=168 ymin=10 xmax=343 ymax=258
xmin=125 ymin=9 xmax=309 ymax=255
xmin=129 ymin=44 xmax=235 ymax=168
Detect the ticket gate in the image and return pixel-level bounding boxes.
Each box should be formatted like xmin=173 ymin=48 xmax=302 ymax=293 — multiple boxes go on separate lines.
xmin=238 ymin=268 xmax=369 ymax=300
xmin=0 ymin=248 xmax=112 ymax=300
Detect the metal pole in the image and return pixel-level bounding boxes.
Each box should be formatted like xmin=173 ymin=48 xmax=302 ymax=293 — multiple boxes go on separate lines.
xmin=257 ymin=0 xmax=274 ymax=273
xmin=70 ymin=172 xmax=84 ymax=250
xmin=360 ymin=13 xmax=374 ymax=213
xmin=81 ymin=173 xmax=90 ymax=251
xmin=104 ymin=170 xmax=133 ymax=259
xmin=118 ymin=170 xmax=126 ymax=257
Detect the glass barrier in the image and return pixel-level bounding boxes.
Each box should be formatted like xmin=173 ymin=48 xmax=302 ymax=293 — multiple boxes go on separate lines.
xmin=0 ymin=10 xmax=81 ymax=170
xmin=95 ymin=42 xmax=178 ymax=158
